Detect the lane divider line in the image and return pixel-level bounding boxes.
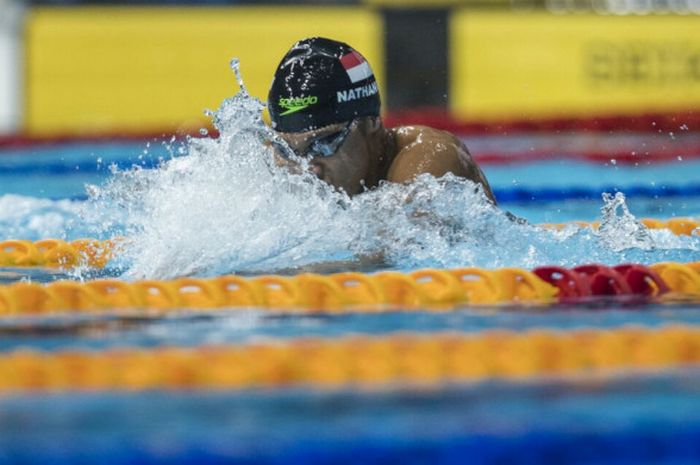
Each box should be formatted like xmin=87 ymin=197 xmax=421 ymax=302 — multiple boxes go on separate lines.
xmin=0 ymin=262 xmax=699 ymax=315
xmin=0 ymin=325 xmax=698 ymax=393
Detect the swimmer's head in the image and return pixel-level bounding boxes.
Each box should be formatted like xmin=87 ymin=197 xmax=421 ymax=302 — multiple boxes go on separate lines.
xmin=268 ymin=37 xmax=381 ymax=133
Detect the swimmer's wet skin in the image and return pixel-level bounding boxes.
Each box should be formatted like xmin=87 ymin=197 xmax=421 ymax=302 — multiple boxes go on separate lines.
xmin=267 ymin=37 xmax=495 ymax=201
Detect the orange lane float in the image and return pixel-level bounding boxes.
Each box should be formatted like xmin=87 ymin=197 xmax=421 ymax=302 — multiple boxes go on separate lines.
xmin=542 ymin=218 xmax=699 ymax=236
xmin=0 ymin=262 xmax=699 ymax=316
xmin=0 ymin=238 xmax=116 ymax=268
xmin=0 ymin=325 xmax=698 ymax=393
xmin=0 ymin=268 xmax=556 ymax=315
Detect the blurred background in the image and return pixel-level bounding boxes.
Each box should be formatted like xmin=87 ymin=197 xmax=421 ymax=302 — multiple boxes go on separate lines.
xmin=1 ymin=0 xmax=700 ymax=138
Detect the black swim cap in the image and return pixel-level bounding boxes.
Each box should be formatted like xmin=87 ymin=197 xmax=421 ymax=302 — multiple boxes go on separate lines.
xmin=268 ymin=37 xmax=381 ymax=133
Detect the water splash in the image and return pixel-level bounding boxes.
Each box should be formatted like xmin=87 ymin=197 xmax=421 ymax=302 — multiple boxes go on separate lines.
xmin=76 ymin=66 xmax=700 ymax=279
xmin=597 ymin=192 xmax=653 ymax=251
xmin=86 ymin=69 xmax=350 ymax=278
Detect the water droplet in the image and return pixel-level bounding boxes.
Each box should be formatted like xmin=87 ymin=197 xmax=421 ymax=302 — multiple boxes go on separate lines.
xmin=610 ymin=159 xmax=617 ymax=165
xmin=230 ymin=57 xmax=247 ymax=94
xmin=678 ymin=156 xmax=683 ymax=161
xmin=199 ymin=128 xmax=209 ymax=136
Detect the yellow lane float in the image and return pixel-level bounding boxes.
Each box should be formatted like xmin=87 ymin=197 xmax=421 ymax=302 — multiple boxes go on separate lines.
xmin=0 ymin=325 xmax=697 ymax=393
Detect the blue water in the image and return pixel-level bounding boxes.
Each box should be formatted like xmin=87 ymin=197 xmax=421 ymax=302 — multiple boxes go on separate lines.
xmin=2 ymin=100 xmax=700 ymax=464
xmin=2 ymin=374 xmax=700 ymax=464
xmin=0 ymin=305 xmax=699 ymax=353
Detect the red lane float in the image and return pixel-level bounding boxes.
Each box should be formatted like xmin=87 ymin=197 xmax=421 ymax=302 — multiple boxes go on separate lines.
xmin=534 ymin=263 xmax=672 ymax=301
xmin=572 ymin=264 xmax=632 ymax=296
xmin=532 ymin=266 xmax=591 ymax=301
xmin=614 ymin=264 xmax=669 ymax=296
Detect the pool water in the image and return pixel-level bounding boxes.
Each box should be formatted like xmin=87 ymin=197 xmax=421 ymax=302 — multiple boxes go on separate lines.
xmin=3 ymin=374 xmax=700 ymax=464
xmin=1 ymin=91 xmax=700 ymax=464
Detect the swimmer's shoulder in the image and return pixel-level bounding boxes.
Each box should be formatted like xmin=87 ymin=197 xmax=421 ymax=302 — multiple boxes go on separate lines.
xmin=385 ymin=125 xmax=473 ymax=183
xmin=384 ymin=124 xmax=496 ymax=203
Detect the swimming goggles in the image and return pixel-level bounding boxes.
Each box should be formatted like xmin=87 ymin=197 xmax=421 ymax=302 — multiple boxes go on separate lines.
xmin=275 ymin=119 xmax=354 ymax=159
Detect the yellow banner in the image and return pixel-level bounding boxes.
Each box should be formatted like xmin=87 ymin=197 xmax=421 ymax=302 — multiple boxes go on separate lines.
xmin=26 ymin=7 xmax=383 ymax=135
xmin=450 ymin=12 xmax=700 ymax=120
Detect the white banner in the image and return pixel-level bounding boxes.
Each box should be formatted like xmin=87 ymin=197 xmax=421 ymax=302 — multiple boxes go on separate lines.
xmin=0 ymin=0 xmax=22 ymax=134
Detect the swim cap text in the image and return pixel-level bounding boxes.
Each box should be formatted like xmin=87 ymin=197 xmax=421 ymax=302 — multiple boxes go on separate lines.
xmin=336 ymin=82 xmax=378 ymax=103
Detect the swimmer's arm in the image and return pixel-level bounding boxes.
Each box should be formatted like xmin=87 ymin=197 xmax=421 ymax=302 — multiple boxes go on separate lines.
xmin=386 ymin=130 xmax=496 ymax=204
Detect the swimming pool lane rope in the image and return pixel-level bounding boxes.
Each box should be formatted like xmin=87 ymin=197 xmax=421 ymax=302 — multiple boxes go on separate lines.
xmin=0 ymin=218 xmax=697 ymax=269
xmin=1 ymin=263 xmax=699 ymax=316
xmin=0 ymin=238 xmax=114 ymax=268
xmin=0 ymin=325 xmax=698 ymax=393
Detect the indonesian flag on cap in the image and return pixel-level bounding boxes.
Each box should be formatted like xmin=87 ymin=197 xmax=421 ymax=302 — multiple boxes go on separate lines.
xmin=340 ymin=51 xmax=374 ymax=84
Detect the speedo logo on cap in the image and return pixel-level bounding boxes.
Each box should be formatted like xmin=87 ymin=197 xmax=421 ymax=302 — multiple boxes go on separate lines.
xmin=337 ymin=82 xmax=378 ymax=103
xmin=278 ymin=96 xmax=318 ymax=116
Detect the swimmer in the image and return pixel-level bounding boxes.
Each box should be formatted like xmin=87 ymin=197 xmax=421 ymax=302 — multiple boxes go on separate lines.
xmin=267 ymin=37 xmax=496 ymax=203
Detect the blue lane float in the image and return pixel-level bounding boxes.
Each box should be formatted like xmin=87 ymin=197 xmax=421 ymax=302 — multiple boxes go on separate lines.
xmin=493 ymin=183 xmax=700 ymax=203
